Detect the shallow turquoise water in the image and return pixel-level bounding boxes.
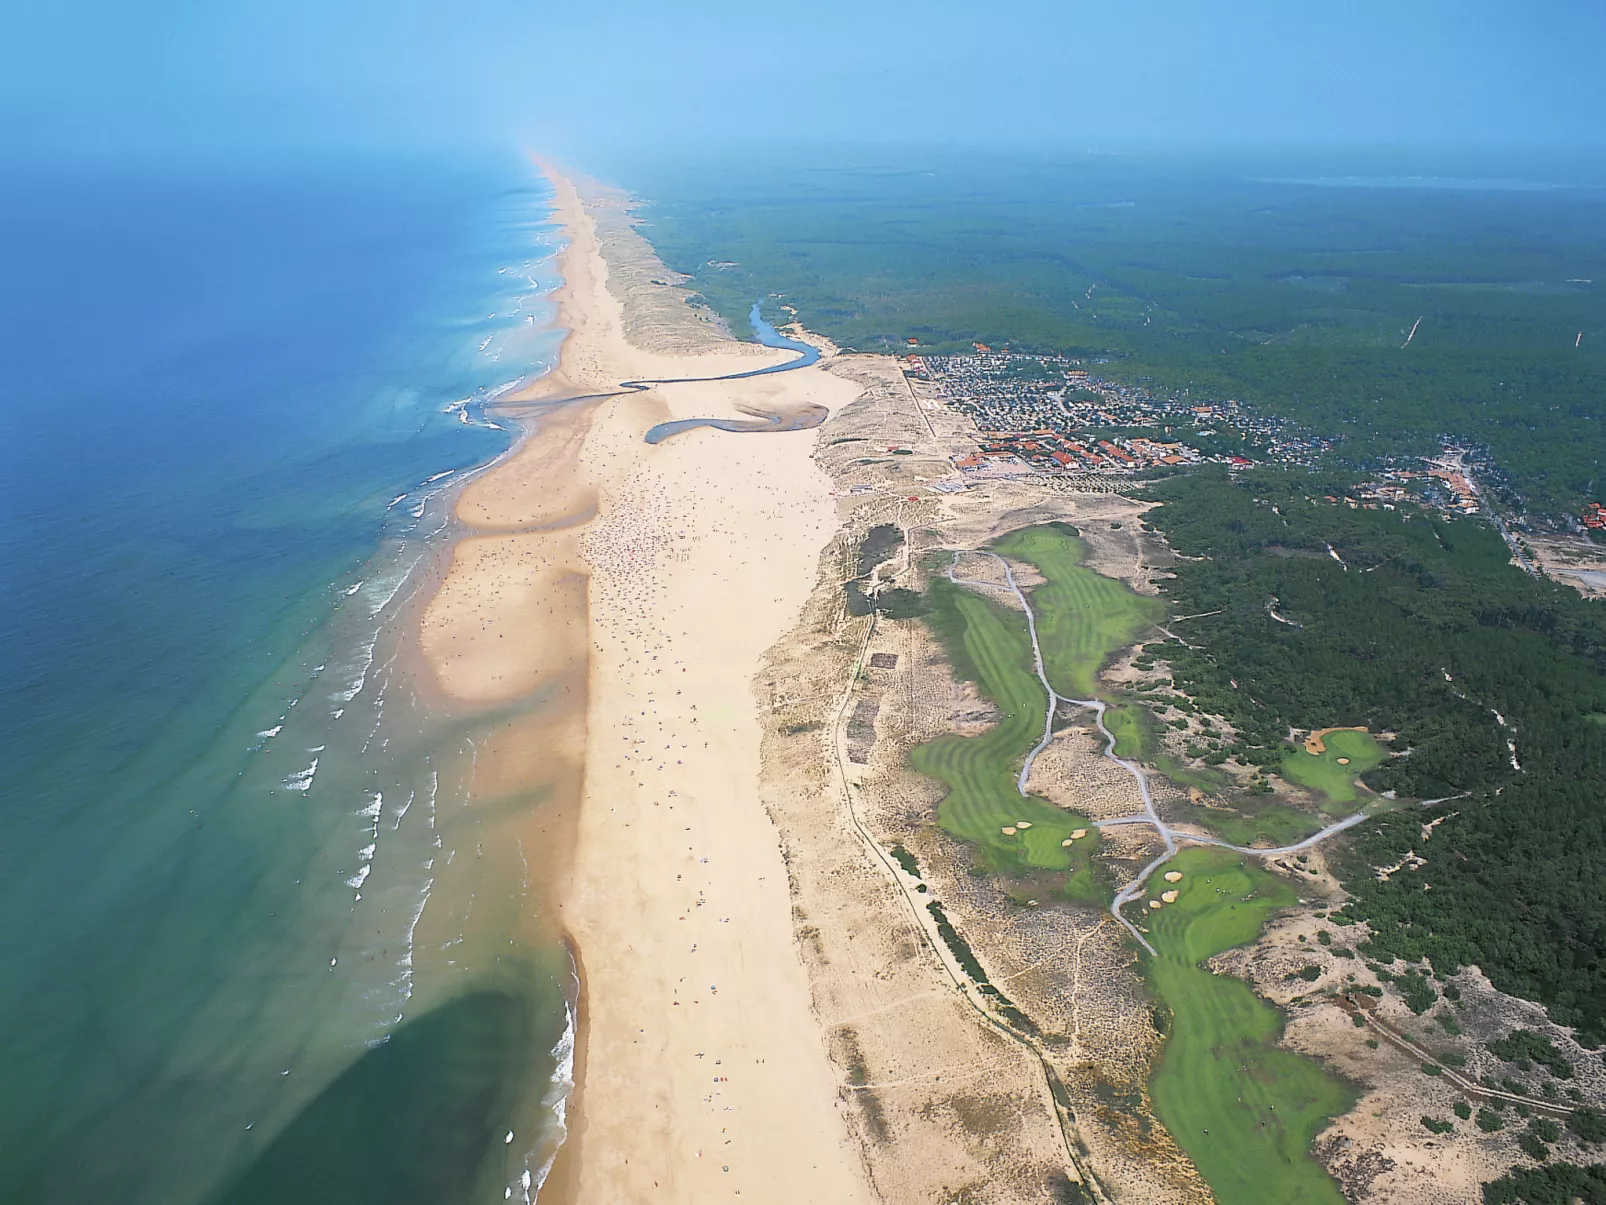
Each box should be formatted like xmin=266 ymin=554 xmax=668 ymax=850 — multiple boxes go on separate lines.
xmin=0 ymin=154 xmax=573 ymax=1204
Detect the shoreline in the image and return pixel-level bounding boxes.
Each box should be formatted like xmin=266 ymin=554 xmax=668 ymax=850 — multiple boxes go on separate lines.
xmin=414 ymin=164 xmax=873 ymax=1202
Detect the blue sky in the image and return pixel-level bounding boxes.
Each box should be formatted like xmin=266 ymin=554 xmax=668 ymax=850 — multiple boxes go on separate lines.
xmin=4 ymin=0 xmax=1603 ymax=158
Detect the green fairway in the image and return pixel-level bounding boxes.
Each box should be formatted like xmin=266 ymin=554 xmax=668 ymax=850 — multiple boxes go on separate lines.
xmin=1281 ymin=729 xmax=1385 ymax=808
xmin=1145 ymin=848 xmax=1352 ymax=1205
xmin=912 ymin=577 xmax=1101 ymax=896
xmin=993 ymin=524 xmax=1163 ymax=699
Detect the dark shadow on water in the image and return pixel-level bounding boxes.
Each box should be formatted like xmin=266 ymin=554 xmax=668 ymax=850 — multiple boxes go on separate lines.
xmin=213 ymin=991 xmax=540 ymax=1205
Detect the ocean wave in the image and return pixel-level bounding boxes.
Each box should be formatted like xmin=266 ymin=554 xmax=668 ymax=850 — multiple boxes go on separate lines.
xmin=332 ymin=635 xmax=379 ymax=702
xmin=392 ymin=875 xmax=434 ymax=1008
xmin=517 ymin=997 xmax=578 ymax=1203
xmin=366 ymin=550 xmax=424 ymax=620
xmin=346 ymin=865 xmax=371 ymax=890
xmin=282 ymin=758 xmax=318 ymax=792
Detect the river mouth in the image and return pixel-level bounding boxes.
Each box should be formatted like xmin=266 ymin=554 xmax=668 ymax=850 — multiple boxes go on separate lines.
xmin=644 ymin=400 xmax=828 ymax=444
xmin=642 ymin=299 xmax=825 ymax=443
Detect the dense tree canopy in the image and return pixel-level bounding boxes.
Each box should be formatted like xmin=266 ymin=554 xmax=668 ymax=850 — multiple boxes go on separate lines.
xmin=1143 ymin=467 xmax=1606 ymax=1042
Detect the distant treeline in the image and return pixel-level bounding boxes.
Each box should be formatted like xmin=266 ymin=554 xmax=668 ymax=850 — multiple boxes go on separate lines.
xmin=628 ymin=152 xmax=1606 ymax=513
xmin=1139 ymin=466 xmax=1606 ymax=1044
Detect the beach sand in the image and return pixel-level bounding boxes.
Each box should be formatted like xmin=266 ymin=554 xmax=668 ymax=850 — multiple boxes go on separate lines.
xmin=418 ymin=168 xmax=871 ymax=1203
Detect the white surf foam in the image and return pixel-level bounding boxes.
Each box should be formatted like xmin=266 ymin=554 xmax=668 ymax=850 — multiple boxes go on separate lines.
xmin=282 ymin=758 xmax=319 ymax=791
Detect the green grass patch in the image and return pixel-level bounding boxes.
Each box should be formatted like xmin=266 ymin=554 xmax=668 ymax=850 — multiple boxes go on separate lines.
xmin=1104 ymin=702 xmax=1154 ymax=760
xmin=1280 ymin=729 xmax=1386 ymax=808
xmin=1146 ymin=848 xmax=1352 ymax=1205
xmin=913 ymin=577 xmax=1100 ymax=896
xmin=1156 ymin=754 xmax=1234 ymax=795
xmin=1167 ymin=797 xmax=1324 ymax=849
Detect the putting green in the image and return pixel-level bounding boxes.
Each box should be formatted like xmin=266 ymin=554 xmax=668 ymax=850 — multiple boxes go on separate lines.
xmin=1281 ymin=728 xmax=1385 ymax=808
xmin=1102 ymin=702 xmax=1153 ymax=761
xmin=1145 ymin=848 xmax=1352 ymax=1205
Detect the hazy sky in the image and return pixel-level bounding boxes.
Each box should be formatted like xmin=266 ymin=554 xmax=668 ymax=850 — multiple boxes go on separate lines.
xmin=5 ymin=0 xmax=1603 ymax=159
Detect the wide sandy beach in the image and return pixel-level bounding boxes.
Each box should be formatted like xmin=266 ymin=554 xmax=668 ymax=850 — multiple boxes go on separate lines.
xmin=417 ymin=167 xmax=870 ymax=1202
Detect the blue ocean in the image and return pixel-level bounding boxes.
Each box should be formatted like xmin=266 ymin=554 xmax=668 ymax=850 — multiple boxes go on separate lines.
xmin=0 ymin=154 xmax=573 ymax=1204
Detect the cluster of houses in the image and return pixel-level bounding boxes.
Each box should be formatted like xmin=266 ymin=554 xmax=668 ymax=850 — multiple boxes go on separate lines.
xmin=1425 ymin=465 xmax=1481 ymax=514
xmin=908 ymin=350 xmax=1326 ymax=479
xmin=953 ymin=430 xmax=1211 ymax=475
xmin=1349 ymin=456 xmax=1484 ymax=518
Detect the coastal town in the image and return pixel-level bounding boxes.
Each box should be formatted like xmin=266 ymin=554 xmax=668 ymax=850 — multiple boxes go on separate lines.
xmin=893 ymin=349 xmax=1568 ymax=534
xmin=903 ymin=349 xmax=1325 ymax=478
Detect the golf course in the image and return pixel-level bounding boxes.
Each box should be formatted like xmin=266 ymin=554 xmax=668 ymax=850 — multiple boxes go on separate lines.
xmin=912 ymin=525 xmax=1159 ymax=896
xmin=915 ymin=524 xmax=1355 ymax=1203
xmin=913 ymin=574 xmax=1103 ymax=893
xmin=1144 ymin=847 xmax=1352 ymax=1205
xmin=994 ymin=523 xmax=1163 ymax=699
